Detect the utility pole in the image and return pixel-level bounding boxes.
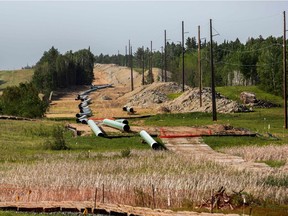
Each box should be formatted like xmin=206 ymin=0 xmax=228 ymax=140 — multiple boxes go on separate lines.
xmin=210 ymin=19 xmax=217 ymax=121
xmin=130 ymin=46 xmax=134 ymax=91
xmin=150 ymin=40 xmax=153 ymax=83
xmin=283 ymin=11 xmax=287 ymax=129
xmin=125 ymin=45 xmax=127 ymax=67
xmin=164 ymin=30 xmax=167 ymax=82
xmin=198 ymin=25 xmax=202 ymax=107
xmin=182 ymin=21 xmax=185 ymax=92
xmin=142 ymin=46 xmax=145 ymax=85
xmin=161 ymin=46 xmax=164 ymax=82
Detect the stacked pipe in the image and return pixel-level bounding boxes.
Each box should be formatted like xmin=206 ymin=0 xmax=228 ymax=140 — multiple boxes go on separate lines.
xmin=75 ymin=84 xmax=113 ymax=124
xmin=75 ymin=91 xmax=93 ymax=124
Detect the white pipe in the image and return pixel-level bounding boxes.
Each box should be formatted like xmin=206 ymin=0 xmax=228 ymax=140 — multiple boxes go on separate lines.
xmin=140 ymin=130 xmax=159 ymax=150
xmin=76 ymin=111 xmax=92 ymax=118
xmin=88 ymin=120 xmax=104 ymax=136
xmin=103 ymin=119 xmax=130 ymax=132
xmin=115 ymin=119 xmax=129 ymax=125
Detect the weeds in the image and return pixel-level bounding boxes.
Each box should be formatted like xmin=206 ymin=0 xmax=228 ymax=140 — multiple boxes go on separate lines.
xmin=43 ymin=126 xmax=69 ymax=150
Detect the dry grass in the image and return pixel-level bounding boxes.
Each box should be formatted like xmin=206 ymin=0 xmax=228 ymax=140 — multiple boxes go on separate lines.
xmin=220 ymin=145 xmax=288 ymax=163
xmin=0 ymin=150 xmax=287 ymax=208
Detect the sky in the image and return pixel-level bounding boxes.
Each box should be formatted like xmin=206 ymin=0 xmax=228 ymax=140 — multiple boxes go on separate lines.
xmin=0 ymin=1 xmax=287 ymax=70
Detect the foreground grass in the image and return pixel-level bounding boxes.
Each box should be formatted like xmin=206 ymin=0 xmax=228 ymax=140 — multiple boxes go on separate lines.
xmin=0 ymin=104 xmax=287 ymax=214
xmin=0 ymin=119 xmax=149 ymax=163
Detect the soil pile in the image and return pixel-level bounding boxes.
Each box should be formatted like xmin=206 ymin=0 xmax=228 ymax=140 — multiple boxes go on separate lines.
xmin=122 ymin=82 xmax=248 ymax=113
xmin=122 ymin=82 xmax=186 ymax=108
xmin=164 ymin=87 xmax=249 ymax=113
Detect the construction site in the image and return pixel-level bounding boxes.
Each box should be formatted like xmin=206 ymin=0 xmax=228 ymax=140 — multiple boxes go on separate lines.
xmin=1 ymin=64 xmax=288 ymax=216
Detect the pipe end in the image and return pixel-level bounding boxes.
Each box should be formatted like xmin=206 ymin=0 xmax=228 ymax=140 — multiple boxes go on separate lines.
xmin=123 ymin=124 xmax=130 ymax=132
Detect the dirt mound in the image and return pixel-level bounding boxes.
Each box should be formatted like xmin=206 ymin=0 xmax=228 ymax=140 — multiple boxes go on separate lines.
xmin=164 ymin=87 xmax=249 ymax=113
xmin=121 ymin=83 xmax=248 ymax=113
xmin=122 ymin=82 xmax=186 ymax=108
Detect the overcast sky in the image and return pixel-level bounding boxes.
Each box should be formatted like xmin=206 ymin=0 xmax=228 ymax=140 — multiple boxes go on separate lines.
xmin=0 ymin=1 xmax=287 ymax=70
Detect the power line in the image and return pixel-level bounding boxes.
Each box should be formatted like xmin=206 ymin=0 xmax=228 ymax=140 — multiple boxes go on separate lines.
xmin=215 ymin=60 xmax=282 ymax=67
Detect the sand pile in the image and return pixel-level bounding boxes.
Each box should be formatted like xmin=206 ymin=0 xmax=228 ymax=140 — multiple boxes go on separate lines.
xmin=122 ymin=83 xmax=248 ymax=113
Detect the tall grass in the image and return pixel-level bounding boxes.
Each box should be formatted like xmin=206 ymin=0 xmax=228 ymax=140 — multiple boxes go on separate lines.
xmin=0 ymin=150 xmax=287 ymax=208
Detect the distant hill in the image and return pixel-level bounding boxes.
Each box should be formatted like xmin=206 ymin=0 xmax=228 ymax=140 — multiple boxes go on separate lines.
xmin=0 ymin=69 xmax=34 ymax=91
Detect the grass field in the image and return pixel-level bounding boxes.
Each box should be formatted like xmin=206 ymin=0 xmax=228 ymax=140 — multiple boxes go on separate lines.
xmin=0 ymin=69 xmax=34 ymax=91
xmin=0 ymin=84 xmax=288 ymax=215
xmin=216 ymin=86 xmax=283 ymax=105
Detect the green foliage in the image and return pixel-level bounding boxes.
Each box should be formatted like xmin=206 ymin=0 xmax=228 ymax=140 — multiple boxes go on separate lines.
xmin=264 ymin=175 xmax=288 ymax=187
xmin=94 ymin=36 xmax=285 ymax=98
xmin=216 ymin=85 xmax=283 ymax=105
xmin=32 ymin=46 xmax=94 ymax=96
xmin=260 ymin=160 xmax=286 ymax=168
xmin=120 ymin=148 xmax=131 ymax=158
xmin=43 ymin=126 xmax=69 ymax=150
xmin=167 ymin=92 xmax=183 ymax=100
xmin=0 ymin=82 xmax=48 ymax=118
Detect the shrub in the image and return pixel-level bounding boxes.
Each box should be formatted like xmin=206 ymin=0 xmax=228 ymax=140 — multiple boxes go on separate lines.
xmin=43 ymin=126 xmax=69 ymax=150
xmin=120 ymin=148 xmax=131 ymax=158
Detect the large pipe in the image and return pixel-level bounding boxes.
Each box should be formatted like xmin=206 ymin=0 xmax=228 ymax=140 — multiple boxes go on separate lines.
xmin=78 ymin=115 xmax=87 ymax=120
xmin=123 ymin=106 xmax=134 ymax=113
xmin=88 ymin=120 xmax=104 ymax=136
xmin=140 ymin=130 xmax=160 ymax=150
xmin=91 ymin=84 xmax=113 ymax=90
xmin=80 ymin=95 xmax=89 ymax=101
xmin=76 ymin=118 xmax=88 ymax=124
xmin=83 ymin=98 xmax=92 ymax=104
xmin=76 ymin=111 xmax=92 ymax=118
xmin=80 ymin=106 xmax=91 ymax=113
xmin=78 ymin=99 xmax=92 ymax=108
xmin=103 ymin=119 xmax=130 ymax=132
xmin=115 ymin=119 xmax=129 ymax=125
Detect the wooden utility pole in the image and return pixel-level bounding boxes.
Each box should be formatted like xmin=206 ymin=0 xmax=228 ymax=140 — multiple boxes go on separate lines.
xmin=142 ymin=46 xmax=145 ymax=85
xmin=161 ymin=46 xmax=164 ymax=81
xmin=182 ymin=21 xmax=185 ymax=92
xmin=150 ymin=41 xmax=153 ymax=83
xmin=129 ymin=41 xmax=134 ymax=91
xmin=210 ymin=19 xmax=217 ymax=121
xmin=198 ymin=25 xmax=202 ymax=107
xmin=164 ymin=30 xmax=167 ymax=82
xmin=128 ymin=40 xmax=130 ymax=67
xmin=125 ymin=45 xmax=127 ymax=66
xmin=284 ymin=11 xmax=287 ymax=129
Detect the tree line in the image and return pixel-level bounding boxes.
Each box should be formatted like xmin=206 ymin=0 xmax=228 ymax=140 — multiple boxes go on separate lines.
xmin=0 ymin=47 xmax=94 ymax=118
xmin=95 ymin=36 xmax=286 ymax=97
xmin=33 ymin=46 xmax=94 ymax=96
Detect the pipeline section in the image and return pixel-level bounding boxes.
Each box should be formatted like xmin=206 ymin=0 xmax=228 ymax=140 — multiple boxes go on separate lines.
xmin=103 ymin=119 xmax=130 ymax=132
xmin=88 ymin=120 xmax=104 ymax=137
xmin=140 ymin=130 xmax=160 ymax=150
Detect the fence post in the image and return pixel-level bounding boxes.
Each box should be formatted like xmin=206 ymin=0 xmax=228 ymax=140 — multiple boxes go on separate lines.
xmin=152 ymin=184 xmax=156 ymax=209
xmin=102 ymin=184 xmax=105 ymax=203
xmin=94 ymin=187 xmax=97 ymax=209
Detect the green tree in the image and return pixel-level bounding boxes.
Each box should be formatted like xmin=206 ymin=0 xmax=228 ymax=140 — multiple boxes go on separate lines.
xmin=257 ymin=37 xmax=282 ymax=95
xmin=0 ymin=82 xmax=48 ymax=118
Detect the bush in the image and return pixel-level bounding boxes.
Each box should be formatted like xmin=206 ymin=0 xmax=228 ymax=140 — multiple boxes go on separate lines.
xmin=120 ymin=148 xmax=131 ymax=158
xmin=44 ymin=126 xmax=69 ymax=150
xmin=0 ymin=82 xmax=48 ymax=118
